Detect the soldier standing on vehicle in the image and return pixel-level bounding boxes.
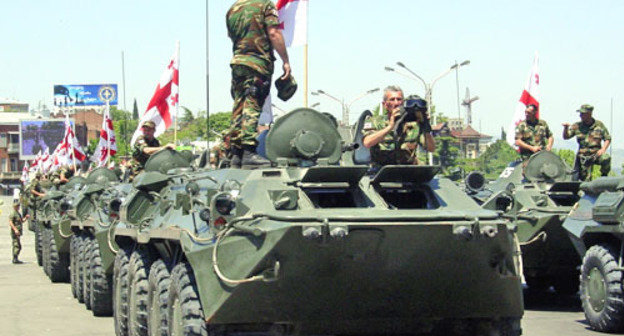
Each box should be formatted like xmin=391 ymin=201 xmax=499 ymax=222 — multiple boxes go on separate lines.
xmin=562 ymin=104 xmax=611 ymax=181
xmin=226 ymin=0 xmax=292 ymax=168
xmin=362 ymin=86 xmax=435 ymax=167
xmin=9 ymin=203 xmax=29 ymax=264
xmin=515 ymin=104 xmax=553 ymax=160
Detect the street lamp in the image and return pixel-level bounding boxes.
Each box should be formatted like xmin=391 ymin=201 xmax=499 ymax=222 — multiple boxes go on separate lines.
xmin=452 ymin=60 xmax=470 ymax=120
xmin=310 ymin=102 xmax=320 ymax=108
xmin=312 ymin=88 xmax=379 ymax=125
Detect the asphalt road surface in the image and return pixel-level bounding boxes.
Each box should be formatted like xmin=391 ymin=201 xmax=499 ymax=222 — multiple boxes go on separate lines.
xmin=0 ymin=196 xmax=611 ymax=336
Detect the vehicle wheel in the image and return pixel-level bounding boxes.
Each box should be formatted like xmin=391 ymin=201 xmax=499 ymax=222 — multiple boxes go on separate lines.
xmin=168 ymin=262 xmax=208 ymax=336
xmin=76 ymin=234 xmax=86 ymax=303
xmin=48 ymin=225 xmax=70 ymax=283
xmin=148 ymin=259 xmax=170 ymax=336
xmin=70 ymin=234 xmax=77 ymax=298
xmin=83 ymin=235 xmax=94 ymax=310
xmin=128 ymin=249 xmax=152 ymax=336
xmin=35 ymin=224 xmax=43 ymax=266
xmin=114 ymin=247 xmax=132 ymax=336
xmin=90 ymin=237 xmax=113 ymax=316
xmin=580 ymin=244 xmax=624 ymax=332
xmin=42 ymin=227 xmax=51 ymax=276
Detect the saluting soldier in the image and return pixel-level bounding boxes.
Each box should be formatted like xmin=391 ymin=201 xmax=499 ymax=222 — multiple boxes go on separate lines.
xmin=9 ymin=203 xmax=29 ymax=264
xmin=515 ymin=104 xmax=554 ymax=160
xmin=562 ymin=104 xmax=611 ymax=181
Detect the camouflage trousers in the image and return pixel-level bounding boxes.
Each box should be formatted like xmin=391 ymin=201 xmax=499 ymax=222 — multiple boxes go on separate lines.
xmin=574 ymin=153 xmax=611 ymax=181
xmin=230 ymin=65 xmax=271 ymax=148
xmin=10 ymin=230 xmax=21 ymax=258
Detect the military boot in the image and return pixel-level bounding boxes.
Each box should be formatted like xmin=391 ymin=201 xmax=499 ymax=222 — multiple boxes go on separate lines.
xmin=230 ymin=147 xmax=243 ymax=168
xmin=241 ymin=145 xmax=270 ymax=169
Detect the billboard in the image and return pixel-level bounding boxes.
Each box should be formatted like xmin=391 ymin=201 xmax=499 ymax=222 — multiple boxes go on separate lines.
xmin=53 ymin=84 xmax=118 ymax=107
xmin=19 ymin=119 xmax=74 ymax=160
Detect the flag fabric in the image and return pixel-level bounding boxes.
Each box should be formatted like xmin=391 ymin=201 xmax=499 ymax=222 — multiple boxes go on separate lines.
xmin=507 ymin=53 xmax=540 ymax=146
xmin=131 ymin=42 xmax=179 ymax=146
xmin=64 ymin=114 xmax=87 ymax=162
xmin=41 ymin=148 xmax=51 ymax=173
xmin=20 ymin=162 xmax=30 ymax=184
xmin=276 ymin=0 xmax=308 ymax=47
xmin=31 ymin=151 xmax=42 ymax=173
xmin=92 ymin=104 xmax=117 ymax=166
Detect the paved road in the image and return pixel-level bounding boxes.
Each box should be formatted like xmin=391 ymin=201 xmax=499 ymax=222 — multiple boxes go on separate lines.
xmin=0 ymin=196 xmax=612 ymax=335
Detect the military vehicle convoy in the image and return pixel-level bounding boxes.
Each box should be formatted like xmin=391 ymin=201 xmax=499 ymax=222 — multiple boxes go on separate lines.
xmin=27 ymin=108 xmax=525 ymax=335
xmin=563 ymin=177 xmax=624 ymax=333
xmin=464 ymin=151 xmax=582 ymax=294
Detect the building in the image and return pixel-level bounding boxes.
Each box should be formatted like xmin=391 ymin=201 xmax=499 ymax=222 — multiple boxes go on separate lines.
xmin=0 ymin=98 xmax=29 ymax=112
xmin=0 ymin=112 xmax=36 ymax=192
xmin=451 ymin=125 xmax=493 ymax=159
xmin=52 ymin=109 xmax=103 ymax=146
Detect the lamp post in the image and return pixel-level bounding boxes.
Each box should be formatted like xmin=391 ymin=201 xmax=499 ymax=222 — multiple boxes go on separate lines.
xmin=310 ymin=102 xmax=320 ymax=109
xmin=453 ymin=60 xmax=470 ymax=121
xmin=312 ymin=87 xmax=379 ymax=125
xmin=385 ymin=61 xmax=466 ymax=164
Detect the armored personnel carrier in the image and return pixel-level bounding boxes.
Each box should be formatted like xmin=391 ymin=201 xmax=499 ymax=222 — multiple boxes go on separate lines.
xmin=111 ymin=108 xmax=523 ymax=336
xmin=36 ymin=176 xmax=86 ymax=282
xmin=67 ymin=167 xmax=128 ymax=316
xmin=563 ymin=177 xmax=624 ymax=332
xmin=466 ymin=151 xmax=582 ymax=293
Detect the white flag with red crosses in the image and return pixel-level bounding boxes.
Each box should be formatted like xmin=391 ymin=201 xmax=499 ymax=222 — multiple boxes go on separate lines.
xmin=507 ymin=52 xmax=540 ymax=147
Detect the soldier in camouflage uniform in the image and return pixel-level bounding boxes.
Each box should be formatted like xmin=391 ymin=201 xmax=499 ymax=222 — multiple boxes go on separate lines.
xmin=362 ymin=86 xmax=435 ymax=167
xmin=226 ymin=0 xmax=291 ymax=167
xmin=514 ymin=104 xmax=554 ymax=160
xmin=9 ymin=203 xmax=29 ymax=264
xmin=563 ymin=104 xmax=611 ymax=181
xmin=130 ymin=121 xmax=174 ymax=176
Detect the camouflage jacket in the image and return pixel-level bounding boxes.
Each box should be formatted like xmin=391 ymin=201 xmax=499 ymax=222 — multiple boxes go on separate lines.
xmin=362 ymin=112 xmax=422 ymax=166
xmin=515 ymin=119 xmax=552 ymax=158
xmin=566 ymin=119 xmax=611 ymax=155
xmin=10 ymin=210 xmax=22 ymax=233
xmin=227 ymin=0 xmax=279 ymax=76
xmin=132 ymin=135 xmax=161 ymax=167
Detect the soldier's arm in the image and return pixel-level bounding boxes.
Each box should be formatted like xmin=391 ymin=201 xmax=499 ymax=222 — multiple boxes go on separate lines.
xmin=422 ymin=133 xmax=435 ymax=153
xmin=515 ymin=138 xmax=538 ymax=152
xmin=562 ymin=123 xmax=572 ymax=139
xmin=31 ymin=188 xmax=45 ymax=197
xmin=8 ymin=218 xmax=19 ymax=235
xmin=597 ymin=140 xmax=611 ymax=157
xmin=546 ymin=136 xmax=554 ymax=151
xmin=363 ymin=109 xmax=402 ymax=148
xmin=143 ymin=144 xmax=175 ymax=155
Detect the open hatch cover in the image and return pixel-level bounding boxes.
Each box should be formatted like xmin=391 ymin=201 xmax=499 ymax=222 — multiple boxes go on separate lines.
xmin=371 ymin=165 xmax=441 ymax=185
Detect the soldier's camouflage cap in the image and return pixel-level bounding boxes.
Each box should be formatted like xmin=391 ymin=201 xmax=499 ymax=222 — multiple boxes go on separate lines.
xmin=142 ymin=120 xmax=156 ymax=129
xmin=577 ymin=104 xmax=594 ymax=114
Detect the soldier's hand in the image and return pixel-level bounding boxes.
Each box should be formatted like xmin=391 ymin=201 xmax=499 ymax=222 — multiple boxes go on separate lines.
xmin=562 ymin=122 xmax=570 ymax=127
xmin=165 ymin=143 xmax=176 ymax=150
xmin=596 ymin=148 xmax=606 ymax=157
xmin=388 ymin=108 xmax=402 ymax=128
xmin=13 ymin=230 xmax=20 ymax=237
xmin=281 ymin=62 xmax=292 ymax=80
xmin=532 ymin=146 xmax=542 ymax=153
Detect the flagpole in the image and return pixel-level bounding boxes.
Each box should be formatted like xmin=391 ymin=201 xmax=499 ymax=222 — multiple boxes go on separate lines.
xmin=106 ymin=101 xmax=111 ymax=165
xmin=304 ymin=44 xmax=308 ymax=108
xmin=174 ymin=41 xmax=180 ymax=146
xmin=70 ymin=113 xmax=77 ymax=172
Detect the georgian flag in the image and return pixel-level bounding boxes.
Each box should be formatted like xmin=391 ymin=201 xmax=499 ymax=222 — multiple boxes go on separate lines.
xmin=507 ymin=53 xmax=540 ymax=146
xmin=40 ymin=148 xmax=51 ymax=173
xmin=131 ymin=42 xmax=179 ymax=146
xmin=276 ymin=0 xmax=308 ymax=47
xmin=92 ymin=104 xmax=117 ymax=166
xmin=60 ymin=114 xmax=87 ymax=162
xmin=21 ymin=162 xmax=30 ymax=184
xmin=30 ymin=151 xmax=41 ymax=173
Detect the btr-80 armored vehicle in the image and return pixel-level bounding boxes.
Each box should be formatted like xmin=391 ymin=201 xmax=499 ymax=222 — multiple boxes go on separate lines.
xmin=563 ymin=177 xmax=624 ymax=333
xmin=111 ymin=108 xmax=523 ymax=336
xmin=465 ymin=151 xmax=582 ymax=294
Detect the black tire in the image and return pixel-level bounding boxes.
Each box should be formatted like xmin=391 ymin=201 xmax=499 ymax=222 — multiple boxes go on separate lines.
xmin=580 ymin=244 xmax=624 ymax=332
xmin=76 ymin=234 xmax=86 ymax=303
xmin=35 ymin=224 xmax=43 ymax=266
xmin=42 ymin=226 xmax=51 ymax=276
xmin=128 ymin=249 xmax=152 ymax=336
xmin=114 ymin=247 xmax=132 ymax=336
xmin=70 ymin=234 xmax=78 ymax=299
xmin=48 ymin=225 xmax=70 ymax=283
xmin=167 ymin=262 xmax=208 ymax=336
xmin=90 ymin=237 xmax=113 ymax=316
xmin=148 ymin=259 xmax=170 ymax=336
xmin=83 ymin=235 xmax=94 ymax=310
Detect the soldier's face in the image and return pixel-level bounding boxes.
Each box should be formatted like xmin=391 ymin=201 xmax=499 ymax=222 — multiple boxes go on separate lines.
xmin=580 ymin=112 xmax=592 ymax=124
xmin=383 ymin=91 xmax=404 ymax=113
xmin=142 ymin=126 xmax=155 ymax=139
xmin=525 ymin=106 xmax=536 ymax=120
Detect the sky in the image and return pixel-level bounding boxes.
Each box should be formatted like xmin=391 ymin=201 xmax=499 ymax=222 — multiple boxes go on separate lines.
xmin=1 ymin=0 xmax=623 ymax=150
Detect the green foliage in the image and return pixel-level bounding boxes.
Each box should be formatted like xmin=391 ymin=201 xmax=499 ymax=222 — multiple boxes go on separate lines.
xmin=158 ymin=111 xmax=232 ymax=144
xmin=180 ymin=106 xmax=195 ymax=124
xmin=434 ymin=136 xmax=459 ymax=172
xmin=467 ymin=140 xmax=520 ymax=179
xmin=109 ymin=106 xmax=137 ymax=158
xmin=553 ymin=148 xmax=575 ymax=167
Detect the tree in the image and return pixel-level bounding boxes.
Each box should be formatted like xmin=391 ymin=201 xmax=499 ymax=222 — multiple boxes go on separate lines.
xmin=472 ymin=140 xmax=519 ymax=179
xmin=180 ymin=106 xmax=194 ymax=124
xmin=434 ymin=136 xmax=460 ymax=172
xmin=132 ymin=99 xmax=139 ymax=120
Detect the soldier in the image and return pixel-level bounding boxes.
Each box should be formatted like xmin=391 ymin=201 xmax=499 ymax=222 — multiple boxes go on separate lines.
xmin=9 ymin=203 xmax=29 ymax=264
xmin=30 ymin=172 xmax=46 ymax=200
xmin=131 ymin=121 xmax=175 ymax=174
xmin=226 ymin=0 xmax=291 ymax=167
xmin=362 ymin=86 xmax=435 ymax=167
xmin=515 ymin=104 xmax=553 ymax=160
xmin=562 ymin=104 xmax=611 ymax=181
